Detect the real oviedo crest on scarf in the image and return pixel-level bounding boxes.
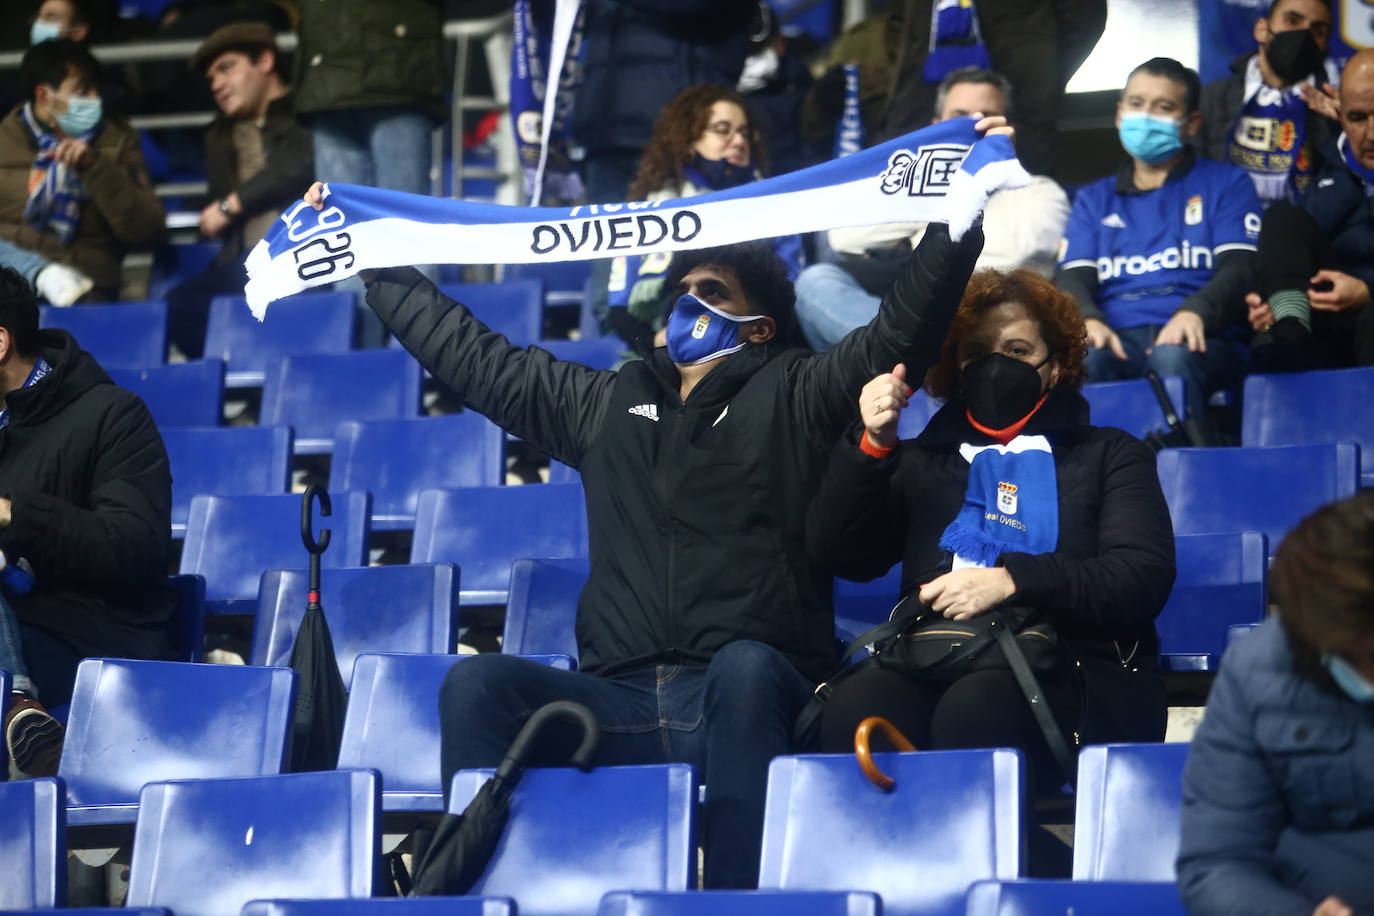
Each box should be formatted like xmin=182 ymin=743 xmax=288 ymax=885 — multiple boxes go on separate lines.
xmin=997 ymin=481 xmax=1018 ymax=515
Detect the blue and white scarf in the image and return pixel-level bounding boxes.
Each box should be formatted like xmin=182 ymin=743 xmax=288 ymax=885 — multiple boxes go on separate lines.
xmin=1225 ymin=57 xmax=1313 ymax=205
xmin=511 ymin=0 xmax=587 ymax=205
xmin=20 ymin=104 xmax=97 ymax=246
xmin=923 ymin=0 xmax=991 ymax=85
xmin=244 ymin=121 xmax=1029 ymax=317
xmin=939 ymin=436 xmax=1058 ymax=568
xmin=834 ymin=63 xmax=864 ymax=158
xmin=0 ymin=356 xmax=51 ymax=431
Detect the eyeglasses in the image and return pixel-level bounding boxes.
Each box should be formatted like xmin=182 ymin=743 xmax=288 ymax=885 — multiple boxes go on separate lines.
xmin=704 ymin=121 xmax=754 ymax=142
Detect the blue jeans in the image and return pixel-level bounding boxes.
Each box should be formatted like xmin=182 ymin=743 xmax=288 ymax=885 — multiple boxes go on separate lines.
xmin=439 ymin=641 xmax=814 ymax=889
xmin=0 ymin=590 xmax=33 ymax=697
xmin=793 ymin=263 xmax=881 ymax=352
xmin=0 ymin=236 xmax=49 ymax=287
xmin=1084 ymin=323 xmax=1248 ymax=420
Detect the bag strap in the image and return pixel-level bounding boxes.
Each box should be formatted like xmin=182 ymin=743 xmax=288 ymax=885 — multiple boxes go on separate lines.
xmin=991 ymin=620 xmax=1077 ymax=784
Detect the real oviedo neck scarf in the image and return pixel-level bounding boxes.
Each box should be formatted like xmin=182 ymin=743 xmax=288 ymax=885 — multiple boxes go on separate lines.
xmin=939 ymin=435 xmax=1058 ymax=568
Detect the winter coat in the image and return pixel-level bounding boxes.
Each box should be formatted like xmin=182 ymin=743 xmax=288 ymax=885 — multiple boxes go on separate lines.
xmin=364 ymin=224 xmax=984 ymax=683
xmin=1301 ymin=139 xmax=1374 ymax=293
xmin=1178 ymin=615 xmax=1374 ymax=916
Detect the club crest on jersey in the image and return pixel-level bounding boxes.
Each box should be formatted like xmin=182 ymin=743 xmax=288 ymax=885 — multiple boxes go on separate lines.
xmin=878 ymin=144 xmax=967 ymax=197
xmin=997 ymin=481 xmax=1018 ymax=515
xmin=1185 ymin=194 xmax=1203 ymax=226
xmin=692 ymin=314 xmax=711 ymax=339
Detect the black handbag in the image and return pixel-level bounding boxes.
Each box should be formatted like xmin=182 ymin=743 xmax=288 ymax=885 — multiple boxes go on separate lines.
xmin=796 ymin=595 xmax=1079 ymax=782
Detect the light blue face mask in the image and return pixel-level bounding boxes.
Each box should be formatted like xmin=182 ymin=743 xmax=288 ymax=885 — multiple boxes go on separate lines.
xmin=1119 ymin=112 xmax=1183 ymax=164
xmin=54 ymin=93 xmax=102 ymax=136
xmin=31 ymin=20 xmax=62 ymax=45
xmin=1323 ymin=653 xmax=1374 ymax=703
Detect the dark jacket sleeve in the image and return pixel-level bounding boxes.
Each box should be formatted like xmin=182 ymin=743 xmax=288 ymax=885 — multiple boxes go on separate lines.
xmin=235 ymin=112 xmax=315 ymax=217
xmin=0 ymin=392 xmax=170 ymax=590
xmin=1056 ymin=264 xmax=1106 ymax=325
xmin=805 ymin=424 xmax=908 ymax=582
xmin=788 ymin=223 xmax=984 ymax=450
xmin=364 ymin=266 xmax=616 ymax=467
xmin=1178 ymin=248 xmax=1256 ymax=334
xmin=997 ymin=433 xmax=1175 ymax=637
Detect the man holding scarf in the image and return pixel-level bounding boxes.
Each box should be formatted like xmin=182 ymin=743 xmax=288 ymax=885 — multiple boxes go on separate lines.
xmin=0 ymin=40 xmax=163 ymax=302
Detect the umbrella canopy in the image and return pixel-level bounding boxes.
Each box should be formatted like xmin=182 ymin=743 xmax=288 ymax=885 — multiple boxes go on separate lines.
xmin=288 ymin=485 xmax=347 ymax=772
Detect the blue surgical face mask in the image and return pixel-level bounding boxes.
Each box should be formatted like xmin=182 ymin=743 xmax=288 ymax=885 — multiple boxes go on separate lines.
xmin=665 ymin=292 xmax=764 ymax=366
xmin=1323 ymin=653 xmax=1374 ymax=703
xmin=1119 ymin=112 xmax=1183 ymax=164
xmin=30 ymin=20 xmax=62 ymax=45
xmin=54 ymin=93 xmax=102 ymax=136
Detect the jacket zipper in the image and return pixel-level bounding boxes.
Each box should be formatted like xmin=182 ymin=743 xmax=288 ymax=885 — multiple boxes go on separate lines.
xmin=659 ymin=400 xmax=688 ymax=656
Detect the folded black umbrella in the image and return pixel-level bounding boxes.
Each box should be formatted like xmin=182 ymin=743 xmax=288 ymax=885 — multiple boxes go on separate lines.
xmin=288 ymin=484 xmax=348 ymax=772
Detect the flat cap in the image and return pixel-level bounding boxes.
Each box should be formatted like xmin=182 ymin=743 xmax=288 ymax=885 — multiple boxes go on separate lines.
xmin=191 ymin=21 xmax=277 ymax=73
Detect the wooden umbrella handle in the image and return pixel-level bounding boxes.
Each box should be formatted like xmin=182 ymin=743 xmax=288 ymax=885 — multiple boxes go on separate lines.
xmin=855 ymin=716 xmax=917 ymax=791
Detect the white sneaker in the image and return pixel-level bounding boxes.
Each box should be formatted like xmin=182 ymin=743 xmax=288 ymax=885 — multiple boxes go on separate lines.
xmin=34 ymin=262 xmax=94 ymax=307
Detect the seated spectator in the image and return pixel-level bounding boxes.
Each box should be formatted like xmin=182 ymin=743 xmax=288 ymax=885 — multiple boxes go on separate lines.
xmin=736 ymin=4 xmax=818 ymax=178
xmin=0 ymin=267 xmax=177 ymax=779
xmin=0 ymin=235 xmax=91 ymax=305
xmin=794 ymin=68 xmax=1069 ymax=352
xmin=0 ymin=39 xmax=163 ymax=302
xmin=29 ymin=0 xmax=93 ymax=45
xmin=1177 ymin=490 xmax=1374 ymax=916
xmin=1057 ymin=57 xmax=1260 ymax=421
xmin=1245 ymin=49 xmax=1374 ymax=373
xmin=1195 ymin=0 xmax=1335 ymax=205
xmin=604 ymin=84 xmax=803 ymax=349
xmin=165 ymin=22 xmax=313 ymax=359
xmin=805 ymin=269 xmax=1172 ymax=799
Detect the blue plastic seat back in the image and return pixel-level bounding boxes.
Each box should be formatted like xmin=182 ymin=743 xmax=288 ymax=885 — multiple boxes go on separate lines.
xmin=965 ymin=880 xmax=1187 ymax=915
xmin=1243 ymin=367 xmax=1374 ymax=485
xmin=242 ymin=899 xmax=516 ymax=916
xmin=148 ymin=241 xmax=220 ymax=299
xmin=58 ymin=659 xmax=296 ymax=826
xmin=411 ymin=484 xmax=588 ymax=604
xmin=548 ymin=461 xmax=579 ymax=484
xmin=40 ymin=301 xmax=167 ymax=369
xmin=896 ymin=392 xmax=943 ymax=440
xmin=539 ymin=338 xmax=626 ymax=370
xmin=505 ymin=260 xmax=592 ymax=304
xmin=205 ymin=292 xmax=356 ymax=382
xmin=338 ymin=653 xmax=573 ymax=812
xmin=833 ymin=567 xmax=902 ymax=631
xmin=167 ymin=574 xmax=206 ymax=663
xmin=332 ymin=415 xmax=505 ymax=529
xmin=261 ymin=350 xmax=422 ymax=452
xmin=125 ymin=770 xmax=379 ymax=916
xmin=598 ymin=891 xmax=882 ymax=916
xmin=1083 ymin=376 xmax=1188 ymax=437
xmin=439 ymin=280 xmax=544 ymax=347
xmin=503 ymin=557 xmax=589 ymax=659
xmin=449 ymin=764 xmax=696 ymax=916
xmin=250 ymin=565 xmax=459 ymax=684
xmin=1072 ymin=742 xmax=1190 ymax=880
xmin=0 ymin=778 xmax=65 ymax=908
xmin=1157 ymin=531 xmax=1267 ymax=671
xmin=1155 ymin=443 xmax=1361 ymax=547
xmin=162 ymin=426 xmax=293 ymax=531
xmin=109 ymin=359 xmax=224 ymax=428
xmin=179 ymin=492 xmax=371 ymax=611
xmin=759 ymin=750 xmax=1024 ymax=916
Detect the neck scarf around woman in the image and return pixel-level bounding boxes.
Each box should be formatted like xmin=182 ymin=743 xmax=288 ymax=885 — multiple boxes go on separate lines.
xmin=21 ymin=103 xmax=99 ymax=246
xmin=939 ymin=433 xmax=1059 ymax=569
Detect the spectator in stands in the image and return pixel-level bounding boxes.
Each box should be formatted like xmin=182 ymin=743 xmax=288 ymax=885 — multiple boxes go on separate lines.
xmin=1178 ymin=490 xmax=1374 ymax=916
xmin=0 ymin=39 xmax=163 ymax=302
xmin=29 ymin=0 xmax=93 ymax=46
xmin=604 ymin=84 xmax=802 ymax=349
xmin=163 ymin=22 xmax=312 ymax=359
xmin=736 ymin=2 xmax=817 ymax=178
xmin=1195 ymin=0 xmax=1335 ymax=205
xmin=794 ymin=68 xmax=1069 ymax=352
xmin=1245 ymin=49 xmax=1374 ymax=373
xmin=805 ymin=269 xmax=1172 ymax=795
xmin=1057 ymin=57 xmax=1260 ymax=422
xmin=0 ymin=266 xmax=176 ymax=779
xmin=301 ymin=113 xmax=1014 ymax=888
xmin=0 ymin=235 xmax=91 ymax=305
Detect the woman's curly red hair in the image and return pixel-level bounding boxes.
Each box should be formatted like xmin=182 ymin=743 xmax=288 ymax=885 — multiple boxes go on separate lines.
xmin=924 ymin=268 xmax=1089 ymax=400
xmin=627 ymin=84 xmax=769 ymax=200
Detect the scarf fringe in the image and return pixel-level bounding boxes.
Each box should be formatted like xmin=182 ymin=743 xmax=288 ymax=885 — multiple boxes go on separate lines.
xmin=939 ymin=520 xmax=1006 ymax=568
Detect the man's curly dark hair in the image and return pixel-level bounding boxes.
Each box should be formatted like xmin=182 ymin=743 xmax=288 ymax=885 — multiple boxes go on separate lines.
xmin=662 ymin=243 xmax=806 ymax=350
xmin=0 ymin=267 xmax=40 ymax=358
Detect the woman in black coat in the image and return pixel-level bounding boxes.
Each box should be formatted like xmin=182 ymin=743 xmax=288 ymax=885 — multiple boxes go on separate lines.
xmin=805 ymin=268 xmax=1174 ymax=792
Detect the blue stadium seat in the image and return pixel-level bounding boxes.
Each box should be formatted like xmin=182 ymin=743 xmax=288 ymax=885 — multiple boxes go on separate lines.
xmin=449 ymin=764 xmax=696 ymax=916
xmin=124 ymin=770 xmax=379 ymax=914
xmin=1072 ymin=742 xmax=1189 ymax=881
xmin=0 ymin=777 xmax=65 ymax=908
xmin=261 ymin=350 xmax=422 ymax=454
xmin=1158 ymin=531 xmax=1267 ymax=671
xmin=1156 ymin=443 xmax=1361 ymax=549
xmin=1242 ymin=367 xmax=1374 ymax=486
xmin=833 ymin=568 xmax=902 ymax=632
xmin=1083 ymin=376 xmax=1188 ymax=437
xmin=40 ymin=301 xmax=166 ymax=369
xmin=110 ymin=359 xmax=224 ymax=428
xmin=59 ymin=659 xmax=296 ymax=828
xmin=1227 ymin=622 xmax=1261 ymax=647
xmin=250 ymin=565 xmax=459 ymax=684
xmin=148 ymin=241 xmax=219 ymax=299
xmin=506 ymin=260 xmax=592 ymax=307
xmin=759 ymin=750 xmax=1023 ymax=916
xmin=411 ymin=484 xmax=588 ymax=605
xmin=548 ymin=460 xmax=579 ymax=484
xmin=167 ymin=574 xmax=206 ymax=663
xmin=339 ymin=653 xmax=574 ymax=814
xmin=439 ymin=280 xmax=544 ymax=347
xmin=179 ymin=492 xmax=371 ymax=614
xmin=205 ymin=291 xmax=355 ymax=387
xmin=539 ymin=337 xmax=626 ymax=370
xmin=598 ymin=891 xmax=882 ymax=916
xmin=162 ymin=426 xmax=293 ymax=535
xmin=242 ymin=900 xmax=516 ymax=916
xmin=964 ymin=880 xmax=1187 ymax=915
xmin=503 ymin=557 xmax=589 ymax=660
xmin=896 ymin=392 xmax=943 ymax=440
xmin=332 ymin=415 xmax=505 ymax=530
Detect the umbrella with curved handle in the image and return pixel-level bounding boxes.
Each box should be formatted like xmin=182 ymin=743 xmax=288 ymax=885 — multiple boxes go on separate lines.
xmin=854 ymin=716 xmax=917 ymax=792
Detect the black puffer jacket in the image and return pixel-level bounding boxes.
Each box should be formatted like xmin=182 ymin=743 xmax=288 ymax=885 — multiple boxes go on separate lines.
xmin=365 ymin=225 xmax=983 ymax=682
xmin=0 ymin=330 xmax=176 ymax=669
xmin=1302 ymin=138 xmax=1374 ymax=292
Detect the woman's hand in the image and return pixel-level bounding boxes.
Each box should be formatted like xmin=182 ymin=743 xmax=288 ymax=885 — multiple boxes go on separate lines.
xmin=1312 ymin=896 xmax=1352 ymax=916
xmin=919 ymin=567 xmax=1016 ymax=620
xmin=858 ymin=363 xmax=911 ymax=450
xmin=304 ymin=181 xmax=327 ymax=210
xmin=972 ymin=114 xmax=1014 ymax=144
